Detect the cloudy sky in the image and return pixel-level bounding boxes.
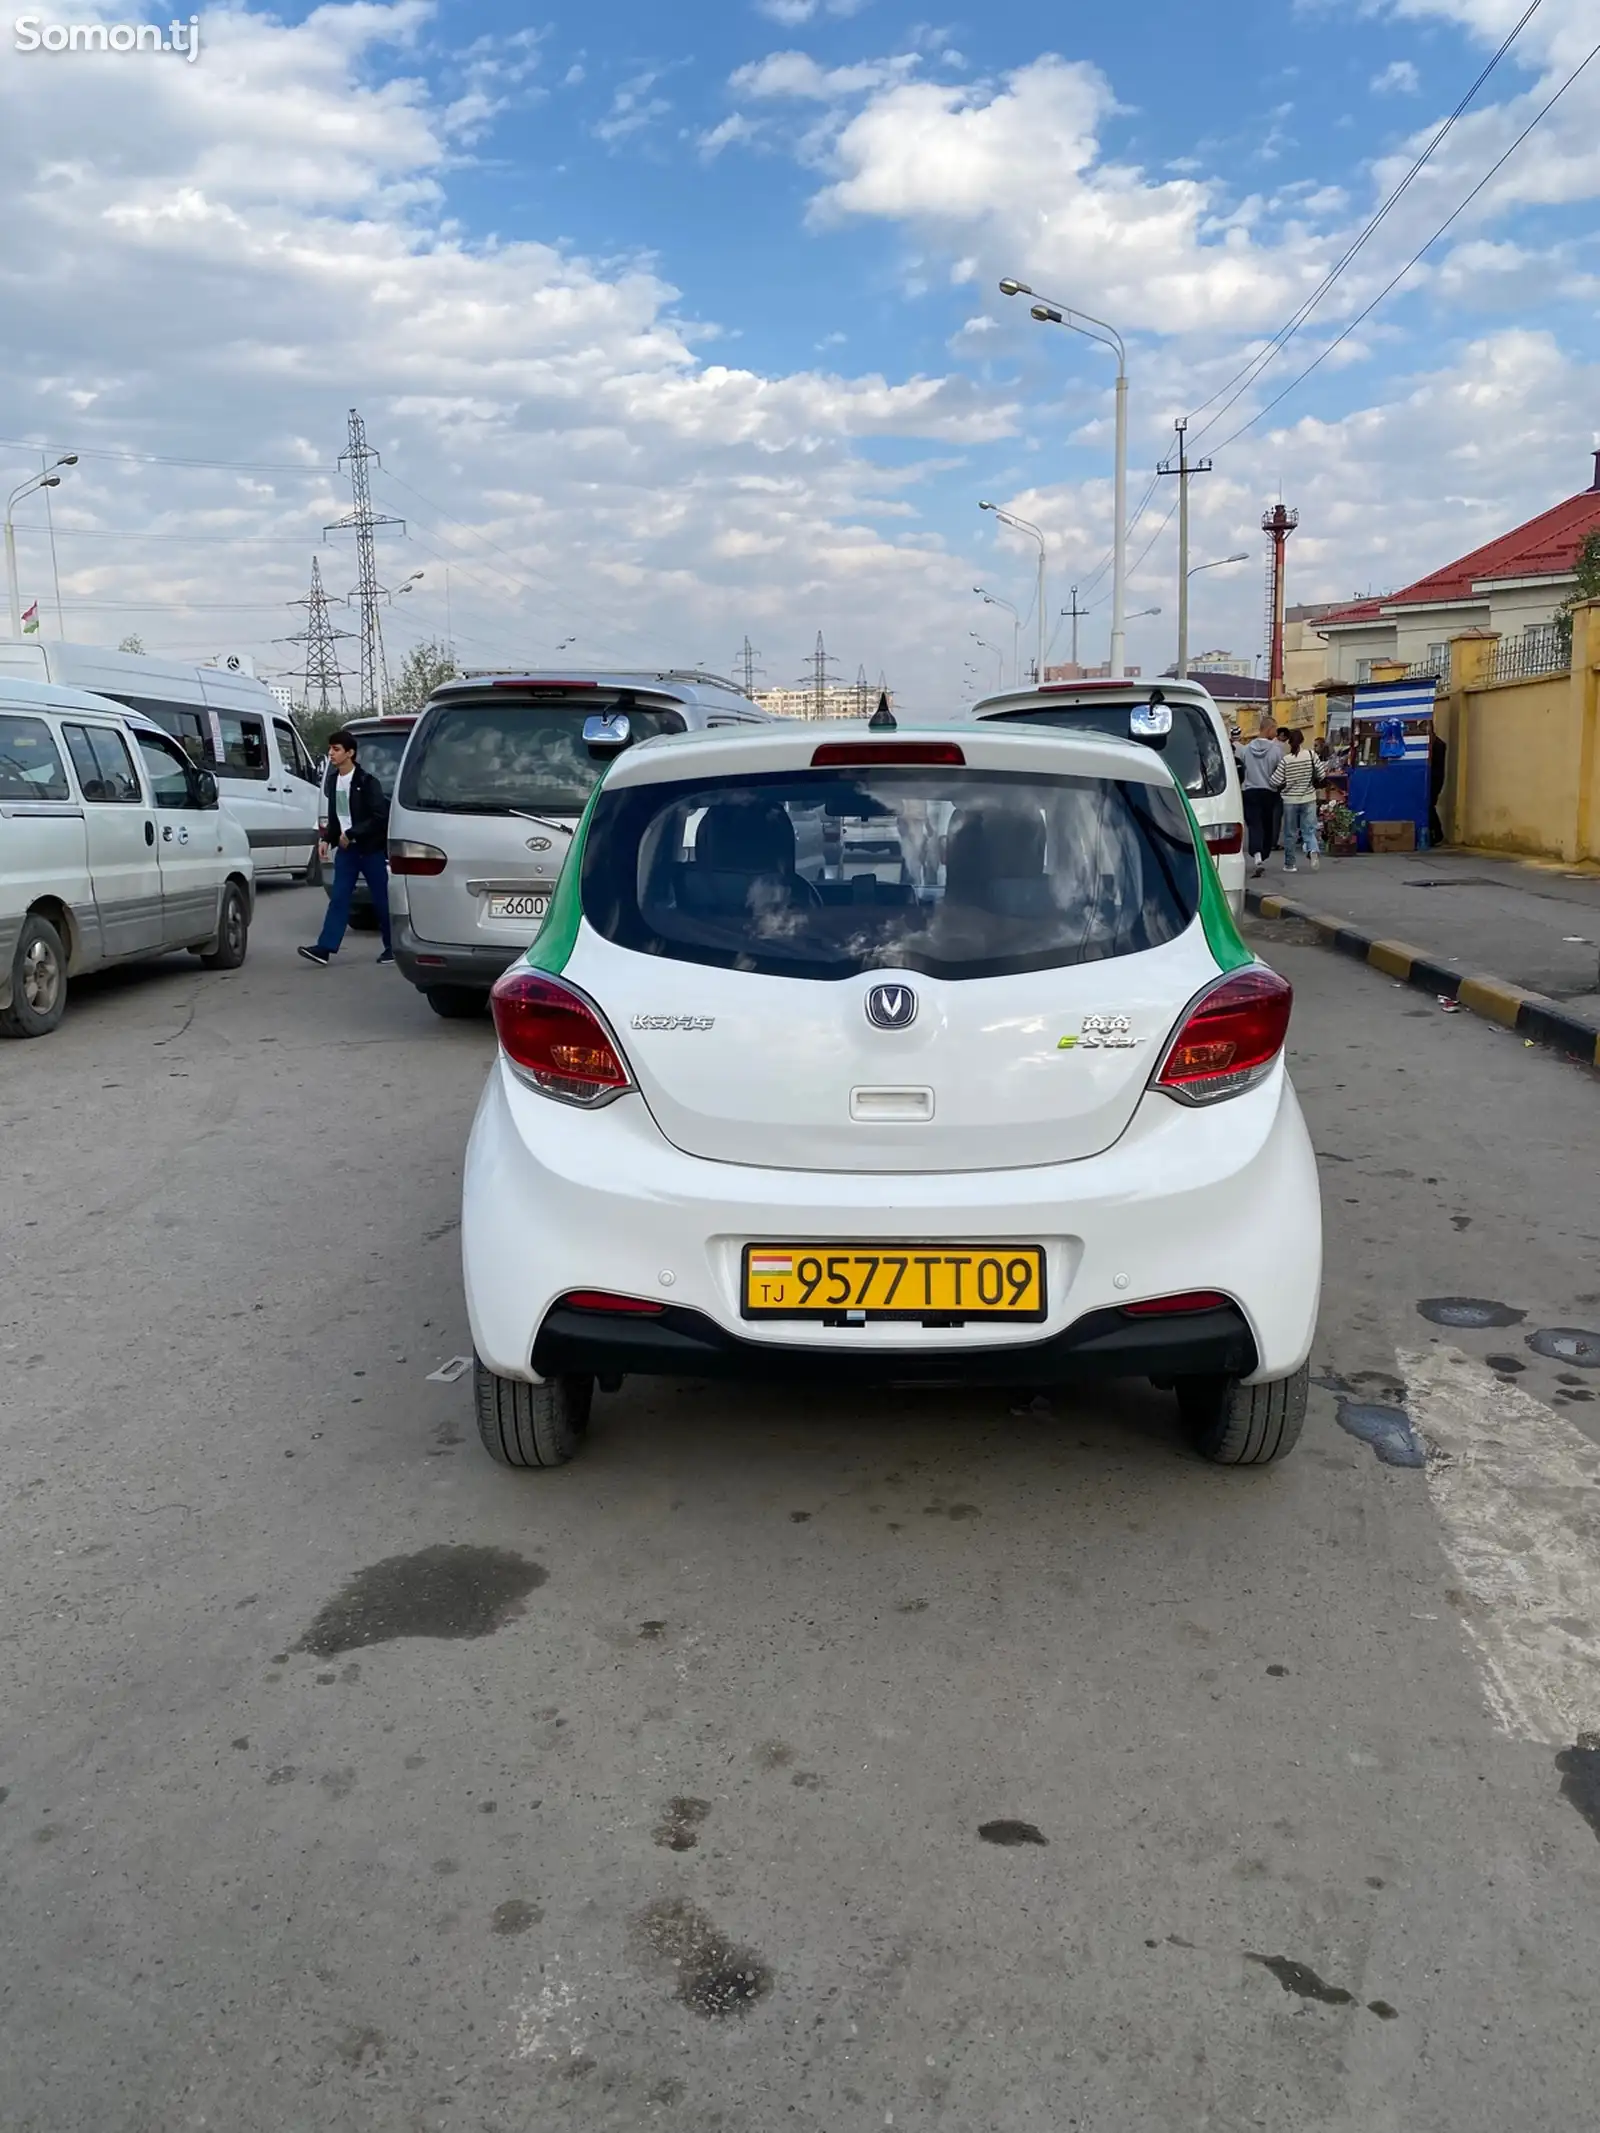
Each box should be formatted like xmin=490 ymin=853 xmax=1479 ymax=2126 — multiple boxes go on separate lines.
xmin=2 ymin=0 xmax=1597 ymax=709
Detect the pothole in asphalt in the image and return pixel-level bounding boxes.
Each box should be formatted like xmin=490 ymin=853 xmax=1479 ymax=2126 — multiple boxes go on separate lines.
xmin=1416 ymin=1297 xmax=1526 ymax=1329
xmin=1334 ymin=1401 xmax=1426 ymax=1469
xmin=1526 ymin=1327 xmax=1600 ymax=1369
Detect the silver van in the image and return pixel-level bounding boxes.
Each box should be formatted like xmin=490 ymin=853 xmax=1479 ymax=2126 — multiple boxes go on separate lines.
xmin=0 ymin=678 xmax=254 ymax=1038
xmin=387 ymin=670 xmax=773 ymax=1017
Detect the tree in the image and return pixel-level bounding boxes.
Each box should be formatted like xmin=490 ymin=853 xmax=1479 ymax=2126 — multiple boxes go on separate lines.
xmin=117 ymin=633 xmax=146 ymax=655
xmin=387 ymin=638 xmax=458 ymax=715
xmin=1555 ymin=531 xmax=1600 ymax=656
xmin=293 ymin=706 xmax=347 ymax=758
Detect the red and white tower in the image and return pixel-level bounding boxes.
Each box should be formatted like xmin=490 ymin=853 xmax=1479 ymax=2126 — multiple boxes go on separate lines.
xmin=1261 ymin=503 xmax=1299 ymax=693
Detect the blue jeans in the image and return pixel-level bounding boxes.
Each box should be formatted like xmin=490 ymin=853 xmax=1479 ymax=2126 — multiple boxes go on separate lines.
xmin=315 ymin=844 xmax=392 ymax=953
xmin=1282 ymin=799 xmax=1320 ymax=867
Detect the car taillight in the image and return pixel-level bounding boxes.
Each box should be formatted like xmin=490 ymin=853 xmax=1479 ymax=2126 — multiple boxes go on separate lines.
xmin=1203 ymin=822 xmax=1244 ymax=856
xmin=811 ymin=741 xmax=966 ymax=766
xmin=561 ymin=1290 xmax=664 ymax=1314
xmin=389 ymin=840 xmax=447 ymax=876
xmin=1154 ymin=967 xmax=1292 ymax=1106
xmin=491 ymin=970 xmax=632 ymax=1107
xmin=1123 ymin=1291 xmax=1231 ymax=1316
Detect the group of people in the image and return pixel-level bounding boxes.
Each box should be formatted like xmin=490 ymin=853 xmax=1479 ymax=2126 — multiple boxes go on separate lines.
xmin=1231 ymin=717 xmax=1344 ymax=880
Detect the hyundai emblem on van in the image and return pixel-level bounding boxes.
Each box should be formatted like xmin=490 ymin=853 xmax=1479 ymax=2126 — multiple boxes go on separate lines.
xmin=525 ymin=836 xmax=552 ymax=852
xmin=865 ymin=984 xmax=917 ymax=1030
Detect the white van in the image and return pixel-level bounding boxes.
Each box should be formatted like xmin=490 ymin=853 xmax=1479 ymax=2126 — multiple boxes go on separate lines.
xmin=0 ymin=640 xmax=322 ymax=881
xmin=387 ymin=669 xmax=774 ymax=1016
xmin=972 ymin=677 xmax=1248 ymax=914
xmin=0 ymin=677 xmax=254 ymax=1038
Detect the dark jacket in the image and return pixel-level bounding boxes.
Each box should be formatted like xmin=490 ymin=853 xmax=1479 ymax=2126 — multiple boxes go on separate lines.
xmin=321 ymin=761 xmax=390 ymax=854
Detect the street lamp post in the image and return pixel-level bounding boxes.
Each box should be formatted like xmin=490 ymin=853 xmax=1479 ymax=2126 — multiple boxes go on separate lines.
xmin=978 ymin=503 xmax=1046 ymax=680
xmin=968 ymin=631 xmax=1004 ymax=690
xmin=5 ymin=456 xmax=77 ymax=637
xmin=999 ymin=279 xmax=1127 ymax=680
xmin=974 ymin=586 xmax=1020 ymax=687
xmin=1181 ymin=554 xmax=1248 ymax=679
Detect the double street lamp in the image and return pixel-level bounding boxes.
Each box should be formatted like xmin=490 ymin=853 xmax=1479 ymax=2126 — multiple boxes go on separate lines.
xmin=973 ymin=585 xmax=1020 ymax=688
xmin=998 ymin=278 xmax=1128 ymax=679
xmin=978 ymin=503 xmax=1045 ymax=681
xmin=968 ymin=630 xmax=1004 ymax=689
xmin=6 ymin=456 xmax=78 ymax=637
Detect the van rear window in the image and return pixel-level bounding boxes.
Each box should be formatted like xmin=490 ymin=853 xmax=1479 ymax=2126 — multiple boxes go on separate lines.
xmin=985 ymin=702 xmax=1228 ymax=797
xmin=0 ymin=714 xmax=71 ymax=800
xmin=581 ymin=764 xmax=1200 ymax=981
xmin=399 ymin=696 xmax=685 ymax=815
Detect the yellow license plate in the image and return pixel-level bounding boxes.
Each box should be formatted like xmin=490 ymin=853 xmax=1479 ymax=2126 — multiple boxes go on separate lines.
xmin=741 ymin=1244 xmax=1046 ymax=1321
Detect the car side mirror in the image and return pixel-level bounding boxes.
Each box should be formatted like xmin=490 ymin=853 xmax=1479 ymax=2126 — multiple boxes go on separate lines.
xmin=1130 ymin=697 xmax=1173 ymax=740
xmin=195 ymin=767 xmax=220 ymax=809
xmin=584 ymin=712 xmax=632 ymax=759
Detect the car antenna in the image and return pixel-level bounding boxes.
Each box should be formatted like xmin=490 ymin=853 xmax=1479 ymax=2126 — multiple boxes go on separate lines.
xmin=868 ymin=692 xmax=896 ymax=729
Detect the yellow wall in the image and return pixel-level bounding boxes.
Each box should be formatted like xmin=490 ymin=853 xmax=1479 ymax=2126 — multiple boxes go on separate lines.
xmin=1443 ymin=603 xmax=1600 ymax=863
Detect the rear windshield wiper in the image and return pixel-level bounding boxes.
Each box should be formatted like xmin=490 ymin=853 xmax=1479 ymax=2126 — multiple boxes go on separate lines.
xmin=509 ymin=809 xmax=575 ymax=837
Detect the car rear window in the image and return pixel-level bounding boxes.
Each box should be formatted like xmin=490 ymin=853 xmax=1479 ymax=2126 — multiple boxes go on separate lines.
xmin=350 ymin=728 xmax=411 ymax=796
xmin=984 ymin=702 xmax=1228 ymax=798
xmin=399 ymin=695 xmax=686 ymax=815
xmin=582 ymin=765 xmax=1200 ymax=981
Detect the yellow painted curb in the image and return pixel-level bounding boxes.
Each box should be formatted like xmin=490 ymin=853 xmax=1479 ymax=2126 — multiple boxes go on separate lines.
xmin=1257 ymin=895 xmax=1287 ymax=919
xmin=1367 ymin=939 xmax=1421 ymax=980
xmin=1457 ymin=974 xmax=1529 ymax=1028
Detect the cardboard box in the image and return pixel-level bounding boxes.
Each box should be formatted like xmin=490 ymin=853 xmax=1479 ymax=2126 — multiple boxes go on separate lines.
xmin=1368 ymin=820 xmax=1416 ymax=853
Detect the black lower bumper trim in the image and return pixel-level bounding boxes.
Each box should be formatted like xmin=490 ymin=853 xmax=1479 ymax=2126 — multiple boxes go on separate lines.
xmin=392 ymin=918 xmax=522 ymax=993
xmin=532 ymin=1301 xmax=1258 ymax=1388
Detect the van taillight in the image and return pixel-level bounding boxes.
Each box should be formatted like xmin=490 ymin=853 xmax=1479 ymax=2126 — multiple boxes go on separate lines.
xmin=1203 ymin=822 xmax=1244 ymax=856
xmin=389 ymin=840 xmax=447 ymax=876
xmin=491 ymin=970 xmax=632 ymax=1107
xmin=1154 ymin=968 xmax=1292 ymax=1105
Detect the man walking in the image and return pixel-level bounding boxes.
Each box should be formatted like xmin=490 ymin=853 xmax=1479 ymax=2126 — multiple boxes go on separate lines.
xmin=1278 ymin=727 xmax=1321 ymax=873
xmin=298 ymin=729 xmax=392 ymax=967
xmin=1239 ymin=718 xmax=1285 ymax=879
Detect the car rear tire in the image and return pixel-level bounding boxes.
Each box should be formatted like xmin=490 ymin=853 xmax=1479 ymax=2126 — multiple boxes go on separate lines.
xmin=473 ymin=1359 xmax=592 ymax=1469
xmin=426 ymin=986 xmax=486 ymax=1019
xmin=196 ymin=882 xmax=250 ymax=970
xmin=1176 ymin=1363 xmax=1307 ymax=1466
xmin=1 ymin=912 xmax=68 ymax=1039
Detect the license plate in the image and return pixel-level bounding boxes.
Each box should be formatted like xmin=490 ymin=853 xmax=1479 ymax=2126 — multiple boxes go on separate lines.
xmin=487 ymin=891 xmax=550 ymax=922
xmin=742 ymin=1244 xmax=1046 ymax=1321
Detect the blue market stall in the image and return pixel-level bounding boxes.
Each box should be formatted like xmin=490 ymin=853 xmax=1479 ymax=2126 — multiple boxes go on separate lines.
xmin=1347 ymin=676 xmax=1436 ymax=847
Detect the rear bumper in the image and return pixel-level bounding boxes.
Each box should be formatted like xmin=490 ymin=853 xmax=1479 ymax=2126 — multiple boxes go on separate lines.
xmin=393 ymin=917 xmax=522 ymax=994
xmin=534 ymin=1299 xmax=1256 ymax=1387
xmin=463 ymin=1059 xmax=1322 ymax=1390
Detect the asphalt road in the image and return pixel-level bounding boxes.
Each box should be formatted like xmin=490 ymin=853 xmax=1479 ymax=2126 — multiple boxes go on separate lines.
xmin=3 ymin=881 xmax=1599 ymax=2133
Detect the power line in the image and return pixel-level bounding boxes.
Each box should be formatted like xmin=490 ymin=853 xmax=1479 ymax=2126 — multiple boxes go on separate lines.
xmin=1210 ymin=30 xmax=1600 ymax=456
xmin=0 ymin=437 xmax=337 ymax=474
xmin=1186 ymin=0 xmax=1544 ymax=447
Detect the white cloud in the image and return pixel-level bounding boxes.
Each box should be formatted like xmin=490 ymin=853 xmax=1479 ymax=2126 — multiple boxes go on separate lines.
xmin=0 ymin=2 xmax=1019 ymax=700
xmin=594 ymin=68 xmax=673 ymax=145
xmin=698 ymin=112 xmax=760 ymax=160
xmin=1371 ymin=59 xmax=1420 ymax=95
xmin=730 ymin=49 xmax=918 ymax=103
xmin=755 ymin=0 xmax=873 ymax=23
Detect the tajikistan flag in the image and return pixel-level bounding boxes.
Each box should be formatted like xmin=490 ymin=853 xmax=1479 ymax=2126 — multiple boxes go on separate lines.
xmin=21 ymin=601 xmax=39 ymax=635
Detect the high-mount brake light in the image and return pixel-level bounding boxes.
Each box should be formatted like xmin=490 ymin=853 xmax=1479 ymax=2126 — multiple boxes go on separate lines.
xmin=1123 ymin=1291 xmax=1231 ymax=1317
xmin=811 ymin=741 xmax=966 ymax=767
xmin=491 ymin=970 xmax=633 ymax=1107
xmin=491 ymin=679 xmax=599 ymax=690
xmin=1154 ymin=967 xmax=1292 ymax=1106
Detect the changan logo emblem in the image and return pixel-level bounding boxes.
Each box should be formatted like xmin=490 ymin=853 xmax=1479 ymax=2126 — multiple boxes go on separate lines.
xmin=865 ymin=983 xmax=917 ymax=1030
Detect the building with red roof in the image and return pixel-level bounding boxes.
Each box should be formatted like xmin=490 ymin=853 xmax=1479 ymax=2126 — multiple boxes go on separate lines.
xmin=1314 ymin=453 xmax=1600 ymax=684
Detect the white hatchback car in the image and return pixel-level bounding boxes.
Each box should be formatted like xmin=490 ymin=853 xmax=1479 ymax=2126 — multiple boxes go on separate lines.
xmin=973 ymin=677 xmax=1248 ymax=914
xmin=462 ymin=719 xmax=1321 ymax=1472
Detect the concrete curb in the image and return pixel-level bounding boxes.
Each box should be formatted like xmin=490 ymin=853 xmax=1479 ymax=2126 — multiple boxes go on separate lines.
xmin=1245 ymin=887 xmax=1600 ymax=1068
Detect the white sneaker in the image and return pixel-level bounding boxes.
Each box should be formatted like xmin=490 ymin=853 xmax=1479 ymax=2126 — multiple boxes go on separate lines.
xmin=1284 ymin=864 xmax=1297 ymax=874
xmin=1309 ymin=853 xmax=1320 ymax=870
